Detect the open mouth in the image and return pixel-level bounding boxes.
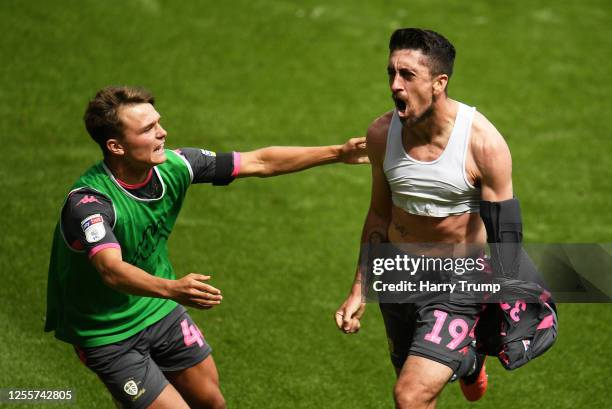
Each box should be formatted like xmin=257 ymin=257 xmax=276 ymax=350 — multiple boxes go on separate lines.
xmin=154 ymin=142 xmax=165 ymax=152
xmin=393 ymin=96 xmax=407 ymax=113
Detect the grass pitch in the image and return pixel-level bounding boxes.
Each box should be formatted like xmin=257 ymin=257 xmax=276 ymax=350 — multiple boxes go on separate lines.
xmin=1 ymin=1 xmax=610 ymax=407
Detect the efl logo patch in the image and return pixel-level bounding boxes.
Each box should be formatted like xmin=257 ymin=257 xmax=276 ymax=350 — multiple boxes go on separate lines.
xmin=200 ymin=149 xmax=216 ymax=157
xmin=80 ymin=214 xmax=106 ymax=243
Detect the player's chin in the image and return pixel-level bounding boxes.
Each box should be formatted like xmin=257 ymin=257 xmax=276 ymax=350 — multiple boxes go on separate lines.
xmin=150 ymin=150 xmax=167 ymax=164
xmin=398 ymin=115 xmax=411 ymax=126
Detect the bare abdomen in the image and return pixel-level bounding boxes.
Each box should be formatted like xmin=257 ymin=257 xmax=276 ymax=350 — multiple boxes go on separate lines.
xmin=388 ymin=205 xmax=486 ymax=245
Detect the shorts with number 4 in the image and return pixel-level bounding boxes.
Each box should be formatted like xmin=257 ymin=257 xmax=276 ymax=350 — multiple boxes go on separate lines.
xmin=380 ymin=302 xmax=482 ymax=372
xmin=74 ymin=305 xmax=211 ymax=409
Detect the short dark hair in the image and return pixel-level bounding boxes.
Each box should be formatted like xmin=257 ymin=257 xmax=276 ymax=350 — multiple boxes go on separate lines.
xmin=84 ymin=86 xmax=155 ymax=155
xmin=389 ymin=28 xmax=456 ymax=78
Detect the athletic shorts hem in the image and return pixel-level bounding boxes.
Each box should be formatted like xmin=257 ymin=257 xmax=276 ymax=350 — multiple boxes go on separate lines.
xmin=408 ymin=348 xmax=461 ymax=372
xmin=131 ymin=379 xmax=169 ymax=409
xmin=158 ymin=346 xmax=212 ymax=372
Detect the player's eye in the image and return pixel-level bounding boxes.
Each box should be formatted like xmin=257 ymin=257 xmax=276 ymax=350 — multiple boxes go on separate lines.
xmin=400 ymin=69 xmax=414 ymax=79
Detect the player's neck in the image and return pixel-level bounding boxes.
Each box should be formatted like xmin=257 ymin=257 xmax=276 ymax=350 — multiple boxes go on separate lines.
xmin=404 ymin=98 xmax=457 ymax=144
xmin=104 ymin=156 xmax=153 ymax=186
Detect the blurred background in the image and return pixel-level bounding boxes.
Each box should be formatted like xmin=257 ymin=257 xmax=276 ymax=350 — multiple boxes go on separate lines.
xmin=1 ymin=0 xmax=610 ymax=407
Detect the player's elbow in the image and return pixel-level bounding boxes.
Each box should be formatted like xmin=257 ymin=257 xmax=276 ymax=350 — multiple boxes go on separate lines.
xmin=100 ymin=270 xmax=121 ymax=289
xmin=239 ymin=150 xmax=277 ymax=177
xmin=255 ymin=148 xmax=287 ymax=177
xmin=368 ymin=205 xmax=391 ymax=226
xmin=100 ymin=273 xmax=119 ymax=289
xmin=95 ymin=259 xmax=124 ymax=289
xmin=254 ymin=162 xmax=276 ymax=177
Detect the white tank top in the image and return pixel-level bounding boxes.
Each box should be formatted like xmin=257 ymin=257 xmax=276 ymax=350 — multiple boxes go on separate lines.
xmin=383 ymin=102 xmax=481 ymax=217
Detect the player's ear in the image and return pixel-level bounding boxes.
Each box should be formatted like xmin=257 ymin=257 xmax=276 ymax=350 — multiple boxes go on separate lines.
xmin=432 ymin=74 xmax=448 ymax=97
xmin=106 ymin=138 xmax=125 ymax=156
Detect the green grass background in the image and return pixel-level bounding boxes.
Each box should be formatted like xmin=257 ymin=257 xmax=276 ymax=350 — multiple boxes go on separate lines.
xmin=1 ymin=0 xmax=611 ymax=407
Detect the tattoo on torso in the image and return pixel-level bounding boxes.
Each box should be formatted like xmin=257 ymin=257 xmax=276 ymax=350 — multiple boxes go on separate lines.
xmin=393 ymin=222 xmax=411 ymax=238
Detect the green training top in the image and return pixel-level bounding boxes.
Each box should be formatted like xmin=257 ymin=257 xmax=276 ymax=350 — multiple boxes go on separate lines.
xmin=45 ymin=150 xmax=190 ymax=347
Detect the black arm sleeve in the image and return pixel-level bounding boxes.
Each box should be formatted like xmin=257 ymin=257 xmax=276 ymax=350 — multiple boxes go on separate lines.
xmin=481 ymin=198 xmax=555 ymax=305
xmin=480 ymin=198 xmax=523 ymax=278
xmin=61 ymin=189 xmax=120 ymax=255
xmin=177 ymin=148 xmax=236 ymax=185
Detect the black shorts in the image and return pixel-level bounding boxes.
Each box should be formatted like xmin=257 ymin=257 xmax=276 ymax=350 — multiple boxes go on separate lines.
xmin=380 ymin=302 xmax=483 ymax=372
xmin=74 ymin=305 xmax=211 ymax=409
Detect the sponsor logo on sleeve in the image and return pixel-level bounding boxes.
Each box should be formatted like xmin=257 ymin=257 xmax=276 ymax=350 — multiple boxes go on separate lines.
xmin=80 ymin=214 xmax=106 ymax=243
xmin=200 ymin=149 xmax=216 ymax=157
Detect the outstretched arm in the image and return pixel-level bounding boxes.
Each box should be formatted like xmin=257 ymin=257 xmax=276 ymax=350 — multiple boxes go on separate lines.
xmin=91 ymin=248 xmax=223 ymax=309
xmin=236 ymin=137 xmax=367 ymax=178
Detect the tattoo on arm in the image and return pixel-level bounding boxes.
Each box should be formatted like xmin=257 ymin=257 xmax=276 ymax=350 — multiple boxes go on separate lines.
xmin=356 ymin=229 xmax=388 ymax=285
xmin=366 ymin=230 xmax=387 ymax=266
xmin=368 ymin=231 xmax=386 ymax=245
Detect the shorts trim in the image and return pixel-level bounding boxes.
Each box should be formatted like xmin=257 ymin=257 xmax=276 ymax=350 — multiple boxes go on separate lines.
xmin=132 ymin=378 xmax=169 ymax=409
xmin=158 ymin=346 xmax=212 ymax=372
xmin=408 ymin=348 xmax=461 ymax=372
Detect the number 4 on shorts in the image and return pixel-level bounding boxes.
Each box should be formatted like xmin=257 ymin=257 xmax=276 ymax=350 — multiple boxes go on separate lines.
xmin=180 ymin=319 xmax=204 ymax=347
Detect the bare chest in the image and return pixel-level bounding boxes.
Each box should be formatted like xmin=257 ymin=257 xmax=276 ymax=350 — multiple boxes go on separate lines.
xmin=400 ymin=131 xmax=479 ymax=186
